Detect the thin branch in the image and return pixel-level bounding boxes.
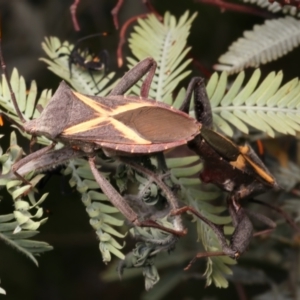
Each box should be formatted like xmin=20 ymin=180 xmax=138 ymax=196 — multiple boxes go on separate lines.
xmin=70 ymin=0 xmax=81 ymax=32
xmin=111 ymin=0 xmax=124 ymax=30
xmin=117 ymin=14 xmax=148 ymax=67
xmin=195 ymin=0 xmax=274 ymax=18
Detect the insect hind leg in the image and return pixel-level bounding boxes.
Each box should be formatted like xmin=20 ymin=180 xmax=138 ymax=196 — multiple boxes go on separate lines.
xmin=88 ymin=156 xmax=186 ymax=236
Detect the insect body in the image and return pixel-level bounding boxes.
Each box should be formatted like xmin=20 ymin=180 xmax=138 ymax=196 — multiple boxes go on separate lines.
xmin=23 ymin=81 xmax=200 ymax=155
xmin=1 ymin=48 xmax=284 ymax=260
xmin=1 ymin=55 xmax=200 ymax=237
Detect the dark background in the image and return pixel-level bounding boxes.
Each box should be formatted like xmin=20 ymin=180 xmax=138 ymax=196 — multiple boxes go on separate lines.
xmin=0 ymin=0 xmax=299 ymax=299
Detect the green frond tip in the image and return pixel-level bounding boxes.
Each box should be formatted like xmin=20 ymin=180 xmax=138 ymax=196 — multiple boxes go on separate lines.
xmin=0 ymin=284 xmax=6 ymax=295
xmin=214 ymin=17 xmax=300 ymax=74
xmin=242 ymin=0 xmax=300 ymax=18
xmin=0 ymin=69 xmax=52 ymax=146
xmin=206 ymin=69 xmax=300 ymax=137
xmin=0 ymin=132 xmax=52 ymax=266
xmin=200 ymin=223 xmax=236 ymax=288
xmin=67 ymin=159 xmax=126 ymax=262
xmin=127 ymin=11 xmax=196 ymax=102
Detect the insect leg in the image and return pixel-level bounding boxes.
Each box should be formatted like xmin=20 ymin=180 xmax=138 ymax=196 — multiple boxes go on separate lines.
xmin=88 ymin=157 xmax=186 ymax=236
xmin=173 ymin=196 xmax=255 ymax=270
xmin=99 ymin=49 xmax=109 ymax=73
xmin=119 ymin=157 xmax=187 ymax=236
xmin=10 ymin=143 xmax=57 ymax=190
xmin=179 ymin=77 xmax=213 ymax=129
xmin=0 ymin=143 xmax=57 ymax=196
xmin=226 ymin=196 xmax=254 ymax=256
xmin=12 ymin=143 xmax=56 ymax=173
xmin=109 ymin=57 xmax=156 ymax=97
xmin=172 ymin=206 xmax=237 ymax=257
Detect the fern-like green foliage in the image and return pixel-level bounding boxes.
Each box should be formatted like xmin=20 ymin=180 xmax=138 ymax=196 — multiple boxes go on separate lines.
xmin=127 ymin=11 xmax=196 ymax=104
xmin=214 ymin=17 xmax=300 ymax=74
xmin=242 ymin=0 xmax=300 ymax=17
xmin=206 ymin=69 xmax=300 ymax=137
xmin=63 ymin=157 xmax=126 ymax=262
xmin=0 ymin=133 xmax=52 ymax=265
xmin=0 ymin=69 xmax=52 ymax=145
xmin=0 ymin=42 xmax=127 ymax=264
xmin=166 ymin=156 xmax=235 ymax=288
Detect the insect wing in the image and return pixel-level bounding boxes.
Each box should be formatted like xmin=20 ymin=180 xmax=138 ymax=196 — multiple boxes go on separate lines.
xmin=61 ymin=93 xmax=201 ymax=153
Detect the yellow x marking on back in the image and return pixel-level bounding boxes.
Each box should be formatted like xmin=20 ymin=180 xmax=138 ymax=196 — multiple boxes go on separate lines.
xmin=62 ymin=92 xmax=152 ymax=144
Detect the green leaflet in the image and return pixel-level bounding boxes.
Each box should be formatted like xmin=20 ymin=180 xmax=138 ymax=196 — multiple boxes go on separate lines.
xmin=127 ymin=11 xmax=197 ymax=102
xmin=0 ymin=70 xmax=51 ymax=145
xmin=242 ymin=0 xmax=300 ymax=18
xmin=67 ymin=159 xmax=126 ymax=262
xmin=207 ymin=69 xmax=300 ymax=137
xmin=214 ymin=17 xmax=300 ymax=74
xmin=0 ymin=134 xmax=52 ymax=265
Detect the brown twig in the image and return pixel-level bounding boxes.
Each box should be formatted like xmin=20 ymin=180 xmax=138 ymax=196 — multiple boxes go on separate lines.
xmin=111 ymin=0 xmax=124 ymax=30
xmin=117 ymin=14 xmax=148 ymax=67
xmin=114 ymin=0 xmax=163 ymax=67
xmin=194 ymin=0 xmax=274 ymax=18
xmin=70 ymin=0 xmax=81 ymax=31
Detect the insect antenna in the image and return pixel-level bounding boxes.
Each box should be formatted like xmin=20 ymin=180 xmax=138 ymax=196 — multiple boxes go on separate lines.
xmin=55 ymin=32 xmax=109 ymax=60
xmin=0 ymin=32 xmax=26 ymax=124
xmin=75 ymin=32 xmax=109 ymax=44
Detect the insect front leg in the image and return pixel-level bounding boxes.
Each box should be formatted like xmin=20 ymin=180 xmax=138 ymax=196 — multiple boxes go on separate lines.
xmin=109 ymin=57 xmax=157 ymax=97
xmin=172 ymin=195 xmax=255 ymax=270
xmin=10 ymin=143 xmax=57 ymax=194
xmin=0 ymin=143 xmax=58 ymax=198
xmin=226 ymin=196 xmax=254 ymax=257
xmin=171 ymin=205 xmax=238 ymax=268
xmin=12 ymin=143 xmax=57 ymax=173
